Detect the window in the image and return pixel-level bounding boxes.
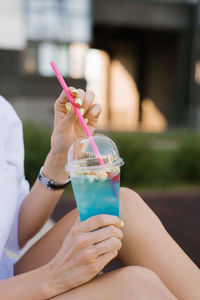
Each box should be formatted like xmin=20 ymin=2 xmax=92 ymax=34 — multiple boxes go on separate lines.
xmin=25 ymin=0 xmax=91 ymax=43
xmin=24 ymin=0 xmax=91 ymax=76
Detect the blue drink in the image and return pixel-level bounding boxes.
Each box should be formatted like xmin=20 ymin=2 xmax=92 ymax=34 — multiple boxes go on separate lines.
xmin=67 ymin=134 xmax=124 ymax=222
xmin=71 ymin=170 xmax=120 ymax=221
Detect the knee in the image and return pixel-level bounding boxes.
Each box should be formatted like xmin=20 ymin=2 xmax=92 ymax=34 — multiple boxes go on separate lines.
xmin=120 ymin=187 xmax=141 ymax=205
xmin=115 ymin=266 xmax=173 ymax=298
xmin=116 ymin=265 xmax=159 ymax=285
xmin=119 ymin=187 xmax=146 ymax=218
xmin=120 ymin=187 xmax=145 ymax=208
xmin=126 ymin=265 xmax=161 ymax=285
xmin=119 ymin=187 xmax=160 ymax=225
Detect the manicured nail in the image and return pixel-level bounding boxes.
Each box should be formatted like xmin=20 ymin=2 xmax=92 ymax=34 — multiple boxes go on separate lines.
xmin=120 ymin=220 xmax=124 ymax=228
xmin=80 ymin=108 xmax=84 ymax=115
xmin=65 ymin=103 xmax=71 ymax=112
xmin=84 ymin=118 xmax=88 ymax=124
xmin=72 ymin=88 xmax=78 ymax=95
xmin=75 ymin=98 xmax=82 ymax=106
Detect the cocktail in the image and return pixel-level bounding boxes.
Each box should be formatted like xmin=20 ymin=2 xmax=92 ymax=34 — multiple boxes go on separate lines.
xmin=66 ymin=135 xmax=124 ymax=221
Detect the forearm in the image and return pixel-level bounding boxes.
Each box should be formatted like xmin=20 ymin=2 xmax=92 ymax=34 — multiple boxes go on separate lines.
xmin=0 ymin=265 xmax=52 ymax=300
xmin=18 ymin=150 xmax=69 ymax=248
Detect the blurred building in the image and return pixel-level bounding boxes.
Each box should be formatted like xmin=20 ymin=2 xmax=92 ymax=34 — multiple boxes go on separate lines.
xmin=0 ymin=0 xmax=200 ymax=131
xmin=0 ymin=0 xmax=90 ymax=127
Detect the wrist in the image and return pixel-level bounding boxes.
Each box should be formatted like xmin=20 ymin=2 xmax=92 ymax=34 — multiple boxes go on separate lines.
xmin=19 ymin=266 xmax=58 ymax=299
xmin=38 ymin=167 xmax=71 ymax=190
xmin=37 ymin=264 xmax=58 ymax=299
xmin=41 ymin=262 xmax=71 ymax=298
xmin=43 ymin=150 xmax=69 ymax=183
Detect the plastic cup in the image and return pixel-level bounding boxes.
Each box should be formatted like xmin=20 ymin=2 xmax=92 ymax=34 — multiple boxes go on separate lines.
xmin=66 ymin=134 xmax=124 ymax=221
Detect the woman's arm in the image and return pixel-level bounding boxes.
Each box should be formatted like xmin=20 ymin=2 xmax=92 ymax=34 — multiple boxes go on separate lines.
xmin=18 ymin=88 xmax=102 ymax=248
xmin=0 ymin=265 xmax=50 ymax=300
xmin=1 ymin=215 xmax=123 ymax=300
xmin=18 ymin=151 xmax=68 ymax=249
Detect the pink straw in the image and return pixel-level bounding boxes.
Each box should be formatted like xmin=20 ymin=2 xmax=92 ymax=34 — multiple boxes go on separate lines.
xmin=50 ymin=61 xmax=104 ymax=166
xmin=50 ymin=61 xmax=118 ymax=199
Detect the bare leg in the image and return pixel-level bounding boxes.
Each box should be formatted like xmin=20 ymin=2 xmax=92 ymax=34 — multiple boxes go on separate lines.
xmin=51 ymin=267 xmax=176 ymax=300
xmin=118 ymin=187 xmax=200 ymax=300
xmin=15 ymin=187 xmax=199 ymax=299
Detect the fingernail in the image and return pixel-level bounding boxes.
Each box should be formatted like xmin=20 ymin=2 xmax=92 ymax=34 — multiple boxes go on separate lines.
xmin=120 ymin=220 xmax=124 ymax=228
xmin=84 ymin=118 xmax=88 ymax=124
xmin=65 ymin=103 xmax=71 ymax=112
xmin=80 ymin=108 xmax=84 ymax=115
xmin=72 ymin=88 xmax=78 ymax=95
xmin=75 ymin=98 xmax=82 ymax=106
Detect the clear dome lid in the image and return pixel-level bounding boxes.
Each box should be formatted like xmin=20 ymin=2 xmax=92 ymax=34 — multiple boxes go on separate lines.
xmin=66 ymin=134 xmax=124 ymax=172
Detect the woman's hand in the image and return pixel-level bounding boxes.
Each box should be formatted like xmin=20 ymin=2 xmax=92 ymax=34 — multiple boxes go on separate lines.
xmin=44 ymin=215 xmax=123 ymax=298
xmin=42 ymin=88 xmax=101 ymax=182
xmin=51 ymin=88 xmax=102 ymax=155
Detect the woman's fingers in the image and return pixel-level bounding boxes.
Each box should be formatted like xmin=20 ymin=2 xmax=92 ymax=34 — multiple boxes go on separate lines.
xmin=81 ymin=90 xmax=95 ymax=114
xmin=54 ymin=88 xmax=76 ymax=118
xmin=97 ymin=250 xmax=119 ymax=270
xmin=73 ymin=215 xmax=123 ymax=234
xmin=73 ymin=89 xmax=95 ymax=118
xmin=95 ymin=237 xmax=122 ymax=257
xmin=55 ymin=88 xmax=100 ymax=124
xmin=56 ymin=87 xmax=78 ymax=105
xmin=69 ymin=88 xmax=96 ymax=117
xmin=90 ymin=225 xmax=123 ymax=245
xmin=84 ymin=103 xmax=102 ymax=127
xmin=69 ymin=87 xmax=78 ymax=99
xmin=57 ymin=87 xmax=79 ymax=123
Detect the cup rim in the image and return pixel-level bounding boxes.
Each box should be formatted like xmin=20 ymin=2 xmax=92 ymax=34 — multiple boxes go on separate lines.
xmin=66 ymin=157 xmax=124 ymax=173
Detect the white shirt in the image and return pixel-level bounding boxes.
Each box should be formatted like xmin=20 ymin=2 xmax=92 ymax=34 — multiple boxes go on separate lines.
xmin=0 ymin=96 xmax=29 ymax=279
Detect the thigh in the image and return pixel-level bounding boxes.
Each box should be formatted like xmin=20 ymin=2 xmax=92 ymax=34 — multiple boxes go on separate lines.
xmin=15 ymin=208 xmax=78 ymax=275
xmin=52 ymin=269 xmax=130 ymax=300
xmin=51 ymin=266 xmax=176 ymax=300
